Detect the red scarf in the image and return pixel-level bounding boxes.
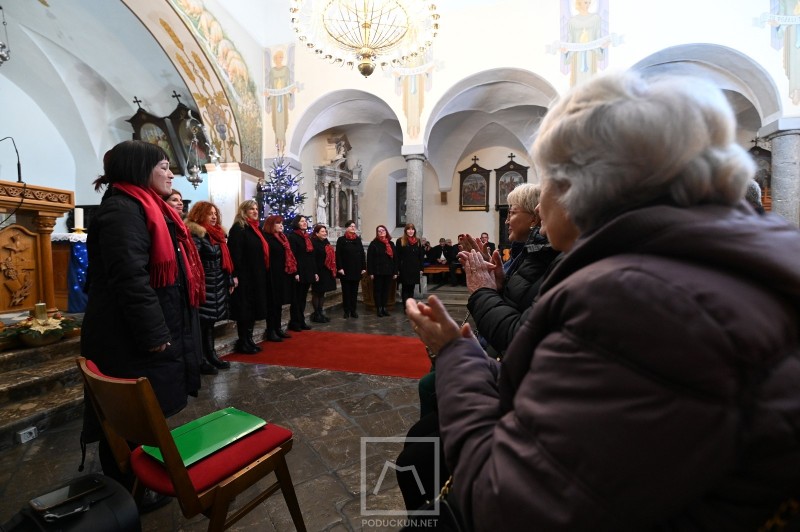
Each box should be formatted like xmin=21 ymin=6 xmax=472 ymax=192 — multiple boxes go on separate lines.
xmin=294 ymin=229 xmax=313 ymax=252
xmin=321 ymin=238 xmax=336 ymax=276
xmin=276 ymin=231 xmax=297 ymax=274
xmin=344 ymin=231 xmax=357 ymax=240
xmin=378 ymin=236 xmax=393 ymax=258
xmin=407 ymin=236 xmax=418 ymax=246
xmin=246 ymin=218 xmax=270 ymax=269
xmin=202 ymin=223 xmax=233 ymax=274
xmin=114 ymin=183 xmax=205 ymax=307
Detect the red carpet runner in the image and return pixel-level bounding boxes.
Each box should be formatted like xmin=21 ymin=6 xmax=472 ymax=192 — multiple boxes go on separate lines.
xmin=222 ymin=330 xmax=431 ymax=379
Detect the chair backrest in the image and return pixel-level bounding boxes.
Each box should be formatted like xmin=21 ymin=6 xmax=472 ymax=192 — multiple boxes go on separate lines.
xmin=76 ymin=357 xmax=200 ymax=512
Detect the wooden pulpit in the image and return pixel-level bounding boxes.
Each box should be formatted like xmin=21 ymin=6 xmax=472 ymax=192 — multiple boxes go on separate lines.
xmin=0 ymin=181 xmax=74 ymax=316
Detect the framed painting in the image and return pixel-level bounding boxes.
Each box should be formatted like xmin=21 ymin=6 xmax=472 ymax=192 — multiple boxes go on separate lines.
xmin=494 ymin=155 xmax=529 ymax=210
xmin=127 ymin=107 xmax=183 ymax=175
xmin=458 ymin=158 xmax=490 ymax=212
xmin=396 ymin=181 xmax=407 ymax=227
xmin=168 ymin=102 xmax=211 ymax=176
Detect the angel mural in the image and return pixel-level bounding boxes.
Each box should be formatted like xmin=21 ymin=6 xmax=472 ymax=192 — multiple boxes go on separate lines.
xmin=265 ymin=45 xmax=299 ymax=153
xmin=768 ymin=0 xmax=800 ymax=104
xmin=558 ymin=0 xmax=611 ymax=87
xmin=393 ymin=52 xmax=435 ymax=139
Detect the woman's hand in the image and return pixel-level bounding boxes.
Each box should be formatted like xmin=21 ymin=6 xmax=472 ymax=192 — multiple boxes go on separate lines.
xmin=148 ymin=342 xmax=170 ymax=352
xmin=370 ymin=274 xmax=374 ymax=280
xmin=315 ymin=274 xmax=319 ymax=282
xmin=294 ymin=274 xmax=300 ymax=282
xmin=230 ymin=276 xmax=238 ymax=294
xmin=459 ymin=250 xmax=499 ymax=294
xmin=406 ymin=295 xmax=474 ymax=356
xmin=338 ymin=269 xmax=345 ymax=276
xmin=459 ymin=233 xmax=491 ymax=262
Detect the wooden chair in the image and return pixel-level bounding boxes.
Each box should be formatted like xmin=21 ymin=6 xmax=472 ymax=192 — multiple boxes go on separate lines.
xmin=76 ymin=356 xmax=306 ymax=531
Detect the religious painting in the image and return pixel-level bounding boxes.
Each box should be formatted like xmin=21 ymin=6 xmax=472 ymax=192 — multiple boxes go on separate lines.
xmin=265 ymin=44 xmax=299 ymax=153
xmin=396 ymin=182 xmax=407 ymax=228
xmin=494 ymin=155 xmax=529 ymax=210
xmin=127 ymin=107 xmax=182 ymax=174
xmin=761 ymin=1 xmax=800 ymax=104
xmin=458 ymin=159 xmax=490 ymax=212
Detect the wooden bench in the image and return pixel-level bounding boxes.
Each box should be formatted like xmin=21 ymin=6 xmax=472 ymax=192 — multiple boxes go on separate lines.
xmin=422 ymin=264 xmax=463 ymax=289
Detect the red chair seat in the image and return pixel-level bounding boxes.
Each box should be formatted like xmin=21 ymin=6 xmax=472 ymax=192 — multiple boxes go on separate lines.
xmin=131 ymin=423 xmax=293 ymax=495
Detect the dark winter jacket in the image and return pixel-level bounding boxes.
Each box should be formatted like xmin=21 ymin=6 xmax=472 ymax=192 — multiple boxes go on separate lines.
xmin=367 ymin=239 xmax=398 ymax=276
xmin=335 ymin=235 xmax=366 ymax=280
xmin=81 ymin=189 xmax=201 ymax=440
xmin=437 ymin=203 xmax=800 ymax=531
xmin=265 ymin=233 xmax=292 ymax=305
xmin=312 ymin=236 xmax=337 ymax=293
xmin=395 ymin=238 xmax=425 ymax=286
xmin=227 ymin=221 xmax=268 ymax=321
xmin=467 ymin=229 xmax=560 ymax=355
xmin=187 ymin=221 xmax=230 ymax=324
xmin=288 ymin=231 xmax=317 ymax=284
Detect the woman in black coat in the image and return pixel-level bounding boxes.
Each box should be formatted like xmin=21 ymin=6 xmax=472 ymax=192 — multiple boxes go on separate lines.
xmin=367 ymin=224 xmax=398 ymax=317
xmin=310 ymin=223 xmax=337 ymax=322
xmin=287 ymin=214 xmax=317 ymax=331
xmin=336 ymin=219 xmax=366 ymax=318
xmin=186 ymin=201 xmax=235 ymax=371
xmin=82 ymin=140 xmax=204 ymax=489
xmin=262 ymin=214 xmax=294 ymax=342
xmin=395 ymin=222 xmax=424 ymax=306
xmin=227 ymin=199 xmax=270 ymax=353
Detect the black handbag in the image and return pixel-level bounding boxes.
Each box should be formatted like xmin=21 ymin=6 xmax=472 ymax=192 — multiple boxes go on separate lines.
xmin=401 ymin=476 xmax=465 ymax=532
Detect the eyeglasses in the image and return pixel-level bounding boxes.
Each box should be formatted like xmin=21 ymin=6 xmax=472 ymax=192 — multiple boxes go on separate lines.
xmin=508 ymin=209 xmax=531 ymax=217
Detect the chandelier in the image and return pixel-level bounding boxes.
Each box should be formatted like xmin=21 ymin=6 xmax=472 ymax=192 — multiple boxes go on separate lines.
xmin=0 ymin=5 xmax=10 ymax=66
xmin=290 ymin=0 xmax=439 ymax=78
xmin=183 ymin=111 xmax=220 ymax=189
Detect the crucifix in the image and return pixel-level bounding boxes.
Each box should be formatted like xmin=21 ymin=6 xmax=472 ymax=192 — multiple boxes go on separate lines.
xmin=471 ymin=156 xmax=479 ymax=165
xmin=132 ymin=96 xmax=143 ymax=110
xmin=171 ymin=91 xmax=183 ymax=105
xmin=508 ymin=153 xmax=516 ymax=162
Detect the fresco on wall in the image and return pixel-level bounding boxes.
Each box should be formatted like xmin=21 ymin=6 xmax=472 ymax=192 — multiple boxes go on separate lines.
xmin=171 ymin=0 xmax=262 ymax=167
xmin=265 ymin=44 xmax=300 ymax=154
xmin=393 ymin=51 xmax=435 ymax=139
xmin=548 ymin=0 xmax=621 ymax=87
xmin=758 ymin=1 xmax=800 ymax=104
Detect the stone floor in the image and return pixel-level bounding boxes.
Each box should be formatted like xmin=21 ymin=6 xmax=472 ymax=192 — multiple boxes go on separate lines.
xmin=0 ymin=289 xmax=470 ymax=531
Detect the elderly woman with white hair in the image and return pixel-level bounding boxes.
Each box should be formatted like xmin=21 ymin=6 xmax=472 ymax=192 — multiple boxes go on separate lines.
xmin=407 ymin=71 xmax=800 ymax=530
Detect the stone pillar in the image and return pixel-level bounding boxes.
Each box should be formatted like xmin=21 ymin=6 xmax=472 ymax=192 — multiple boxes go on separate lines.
xmin=404 ymin=153 xmax=426 ymax=236
xmin=332 ymin=182 xmax=340 ymax=228
xmin=767 ymin=130 xmax=800 ymax=227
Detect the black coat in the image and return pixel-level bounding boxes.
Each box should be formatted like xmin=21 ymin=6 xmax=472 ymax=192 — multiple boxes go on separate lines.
xmin=395 ymin=238 xmax=424 ymax=285
xmin=187 ymin=221 xmax=230 ymax=324
xmin=468 ymin=232 xmax=561 ymax=355
xmin=427 ymin=244 xmax=449 ymax=264
xmin=265 ymin=233 xmax=292 ymax=305
xmin=228 ymin=222 xmax=269 ymax=321
xmin=367 ymin=239 xmax=398 ymax=276
xmin=288 ymin=231 xmax=317 ymax=283
xmin=335 ymin=235 xmax=366 ymax=280
xmin=312 ymin=237 xmax=337 ymax=292
xmin=81 ymin=189 xmax=200 ymax=438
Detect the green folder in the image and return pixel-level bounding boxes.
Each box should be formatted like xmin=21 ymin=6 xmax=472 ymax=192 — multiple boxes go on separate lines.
xmin=141 ymin=407 xmax=267 ymax=466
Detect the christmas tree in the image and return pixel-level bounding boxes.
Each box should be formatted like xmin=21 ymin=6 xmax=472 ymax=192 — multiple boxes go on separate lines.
xmin=257 ymin=153 xmax=307 ymax=223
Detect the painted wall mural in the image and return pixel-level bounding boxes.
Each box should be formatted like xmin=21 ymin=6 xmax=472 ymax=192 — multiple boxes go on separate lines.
xmin=548 ymin=0 xmax=621 ymax=87
xmin=393 ymin=52 xmax=435 ymax=139
xmin=265 ymin=44 xmax=300 ymax=154
xmin=171 ymin=0 xmax=262 ymax=167
xmin=757 ymin=1 xmax=800 ymax=104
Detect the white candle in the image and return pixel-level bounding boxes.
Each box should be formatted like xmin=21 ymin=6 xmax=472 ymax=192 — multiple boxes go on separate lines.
xmin=74 ymin=208 xmax=84 ymax=229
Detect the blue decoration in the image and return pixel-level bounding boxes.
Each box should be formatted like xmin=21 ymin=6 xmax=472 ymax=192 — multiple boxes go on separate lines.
xmin=68 ymin=241 xmax=88 ymax=312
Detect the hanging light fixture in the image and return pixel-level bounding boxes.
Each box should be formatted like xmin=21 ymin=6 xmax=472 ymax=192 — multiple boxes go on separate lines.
xmin=290 ymin=0 xmax=439 ymax=78
xmin=0 ymin=6 xmax=11 ymax=66
xmin=183 ymin=111 xmax=221 ymax=189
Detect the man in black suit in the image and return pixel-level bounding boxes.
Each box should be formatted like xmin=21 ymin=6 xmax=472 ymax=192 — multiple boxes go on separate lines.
xmin=480 ymin=232 xmax=496 ymax=255
xmin=426 ymin=238 xmax=450 ymax=285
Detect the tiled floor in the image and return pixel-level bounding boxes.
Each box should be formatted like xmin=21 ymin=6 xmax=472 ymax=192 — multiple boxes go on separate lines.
xmin=0 ymin=292 xmax=468 ymax=531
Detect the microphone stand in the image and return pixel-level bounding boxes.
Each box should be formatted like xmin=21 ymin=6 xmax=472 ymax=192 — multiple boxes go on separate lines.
xmin=0 ymin=136 xmax=22 ymax=183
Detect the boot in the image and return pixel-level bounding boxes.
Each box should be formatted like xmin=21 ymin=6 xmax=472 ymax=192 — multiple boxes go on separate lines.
xmin=277 ymin=329 xmax=292 ymax=339
xmin=310 ymin=311 xmax=325 ymax=323
xmin=235 ymin=322 xmax=260 ymax=354
xmin=320 ymin=310 xmax=331 ymax=322
xmin=199 ymin=360 xmax=218 ymax=375
xmin=350 ymin=309 xmax=359 ymax=318
xmin=205 ymin=328 xmax=230 ymax=369
xmin=264 ymin=329 xmax=283 ymax=342
xmin=246 ymin=327 xmax=262 ymax=352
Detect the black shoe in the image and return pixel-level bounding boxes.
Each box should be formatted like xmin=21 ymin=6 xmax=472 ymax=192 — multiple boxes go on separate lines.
xmin=277 ymin=329 xmax=292 ymax=339
xmin=343 ymin=312 xmax=350 ymax=319
xmin=199 ymin=361 xmax=218 ymax=375
xmin=138 ymin=489 xmax=172 ymax=514
xmin=234 ymin=340 xmax=259 ymax=354
xmin=301 ymin=322 xmax=312 ymax=330
xmin=310 ymin=312 xmax=325 ymax=323
xmin=208 ymin=351 xmax=230 ymax=370
xmin=265 ymin=330 xmax=283 ymax=342
xmin=321 ymin=313 xmax=331 ymax=322
xmin=288 ymin=323 xmax=303 ymax=332
xmin=351 ymin=310 xmax=358 ymax=318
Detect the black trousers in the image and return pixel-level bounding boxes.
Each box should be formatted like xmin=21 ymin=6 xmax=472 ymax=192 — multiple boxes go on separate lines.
xmin=266 ymin=298 xmax=283 ymax=333
xmin=289 ymin=281 xmax=311 ymax=326
xmin=341 ymin=279 xmax=360 ymax=314
xmin=396 ymin=412 xmax=449 ymax=511
xmin=372 ymin=275 xmax=392 ymax=309
xmin=400 ymin=282 xmax=416 ymax=306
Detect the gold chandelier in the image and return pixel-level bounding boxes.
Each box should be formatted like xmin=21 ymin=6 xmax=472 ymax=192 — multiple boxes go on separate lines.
xmin=290 ymin=0 xmax=439 ymax=78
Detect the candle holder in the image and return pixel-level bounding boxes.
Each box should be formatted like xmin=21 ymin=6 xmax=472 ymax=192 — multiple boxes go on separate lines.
xmin=72 ymin=227 xmax=86 ymax=234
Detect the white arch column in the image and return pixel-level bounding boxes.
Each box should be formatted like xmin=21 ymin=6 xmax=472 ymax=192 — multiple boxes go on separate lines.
xmin=403 ymin=148 xmax=426 ymax=236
